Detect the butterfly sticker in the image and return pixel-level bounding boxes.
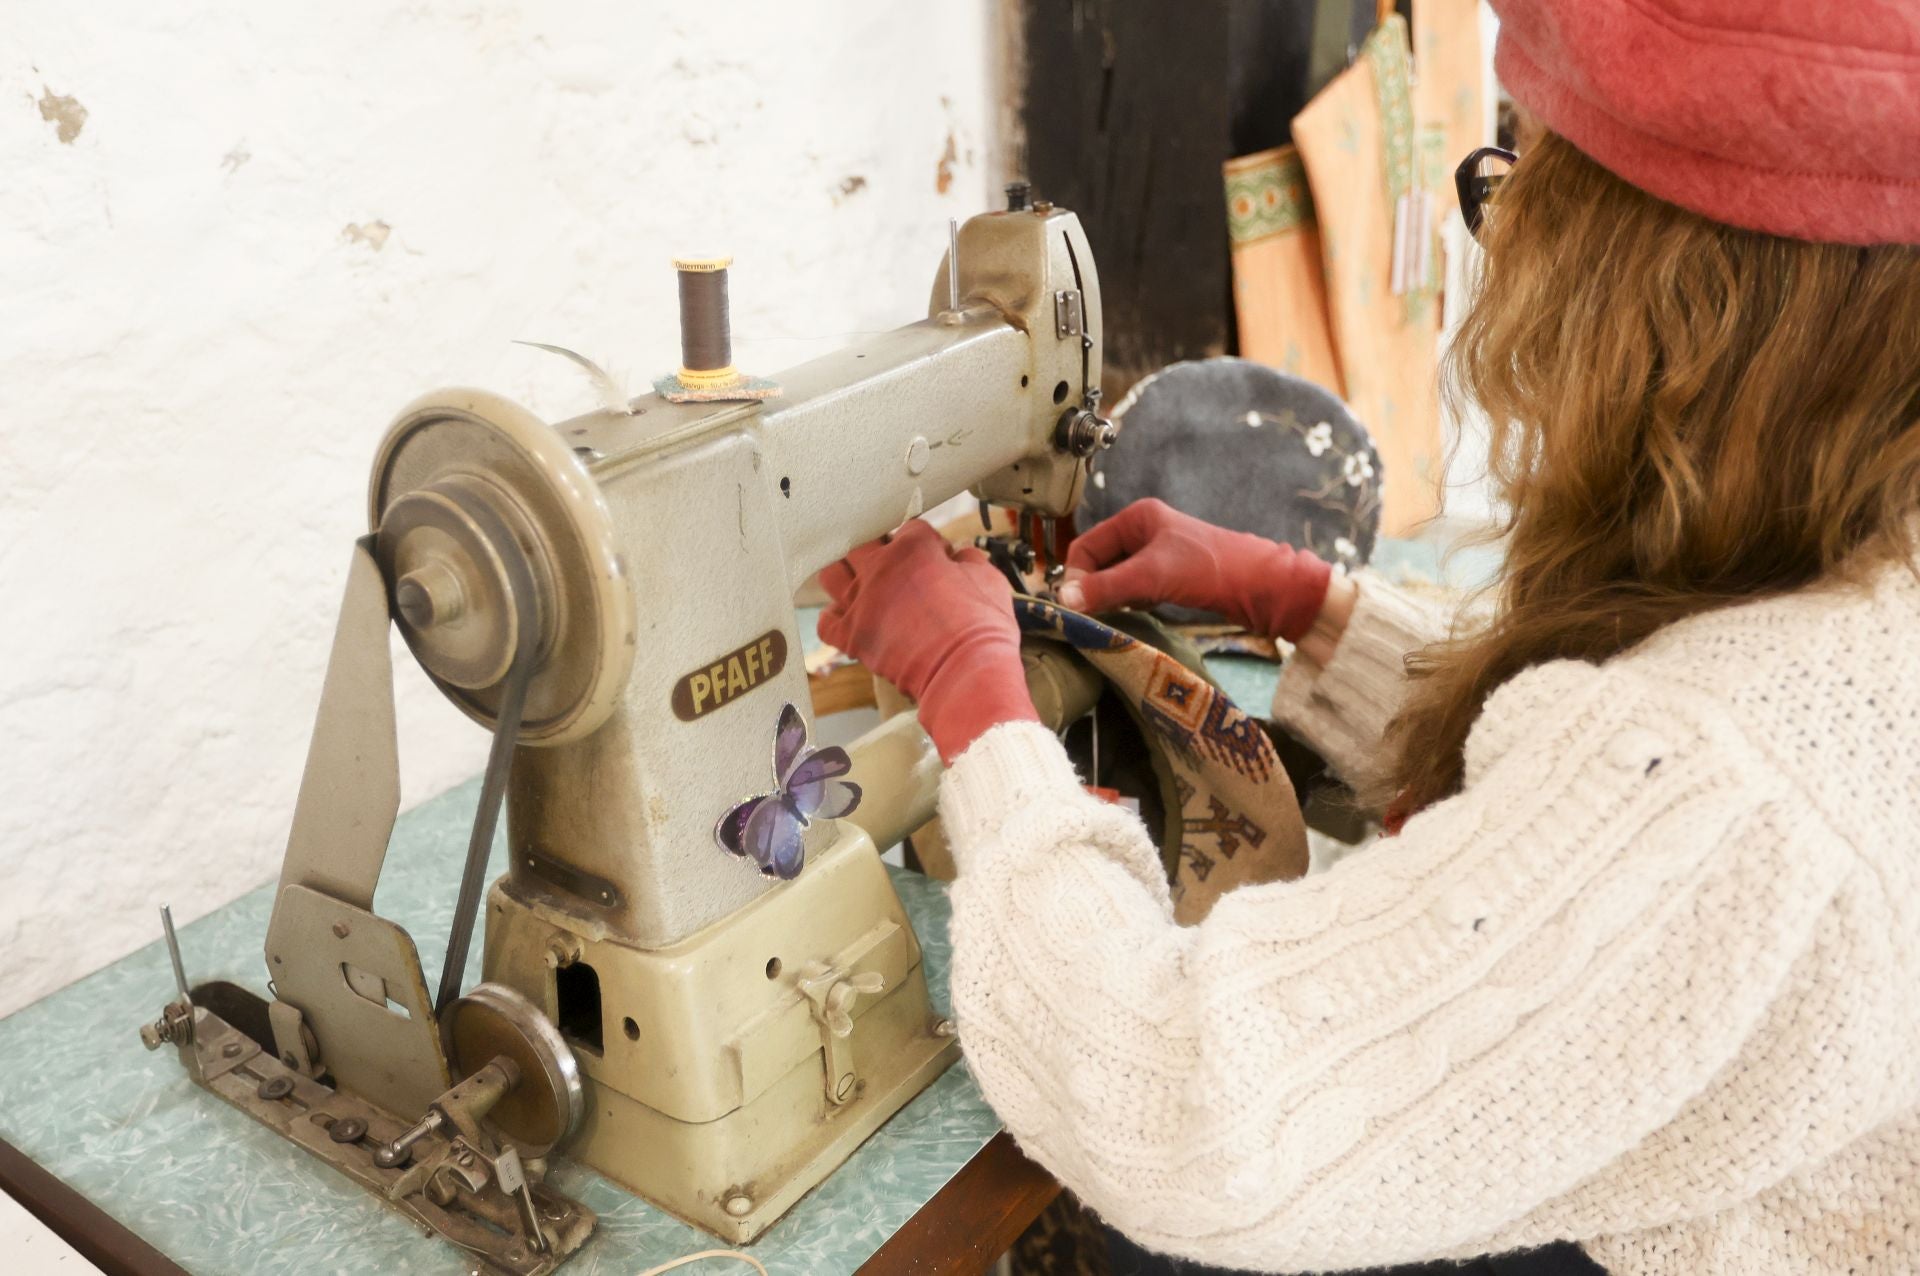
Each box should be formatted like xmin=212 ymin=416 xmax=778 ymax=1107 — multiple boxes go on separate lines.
xmin=714 ymin=703 xmax=863 ymax=880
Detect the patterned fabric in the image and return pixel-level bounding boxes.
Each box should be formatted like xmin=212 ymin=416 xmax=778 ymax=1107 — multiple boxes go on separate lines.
xmin=1084 ymin=358 xmax=1382 ymax=575
xmin=1011 ymin=1191 xmax=1112 ymax=1276
xmin=1224 ymin=147 xmax=1314 ymax=247
xmin=1012 ymin=597 xmax=1308 ymax=924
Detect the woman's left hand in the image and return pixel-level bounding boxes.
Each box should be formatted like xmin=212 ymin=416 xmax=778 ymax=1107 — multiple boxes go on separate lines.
xmin=818 ymin=520 xmax=1040 ymax=763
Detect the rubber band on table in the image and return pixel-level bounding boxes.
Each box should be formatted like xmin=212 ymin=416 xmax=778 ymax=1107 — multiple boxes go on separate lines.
xmin=636 ymin=1249 xmax=769 ymax=1276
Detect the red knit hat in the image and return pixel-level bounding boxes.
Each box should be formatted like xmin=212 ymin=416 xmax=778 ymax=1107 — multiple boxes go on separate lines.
xmin=1489 ymin=0 xmax=1920 ymax=245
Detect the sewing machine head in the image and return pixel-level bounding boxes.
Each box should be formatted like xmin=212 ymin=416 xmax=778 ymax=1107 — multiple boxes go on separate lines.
xmin=371 ymin=198 xmax=1107 ymax=943
xmin=144 ymin=198 xmax=1110 ymax=1267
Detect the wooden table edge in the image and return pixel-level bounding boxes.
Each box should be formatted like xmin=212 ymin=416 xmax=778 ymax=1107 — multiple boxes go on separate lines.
xmin=857 ymin=1130 xmax=1061 ymax=1275
xmin=0 ymin=1133 xmax=188 ymax=1276
xmin=0 ymin=1126 xmax=1056 ymax=1276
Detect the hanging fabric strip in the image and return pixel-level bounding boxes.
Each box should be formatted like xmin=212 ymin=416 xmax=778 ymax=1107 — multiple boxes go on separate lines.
xmin=1290 ymin=10 xmax=1446 ymax=532
xmin=1224 ymin=146 xmax=1346 ymax=393
xmin=1225 ymin=147 xmax=1315 ymax=243
xmin=1368 ymin=16 xmax=1439 ymax=314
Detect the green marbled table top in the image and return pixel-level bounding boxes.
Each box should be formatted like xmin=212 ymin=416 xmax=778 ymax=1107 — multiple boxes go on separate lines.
xmin=0 ymin=782 xmax=988 ymax=1276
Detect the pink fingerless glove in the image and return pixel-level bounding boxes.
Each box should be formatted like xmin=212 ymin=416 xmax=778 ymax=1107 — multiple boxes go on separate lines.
xmin=1058 ymin=499 xmax=1333 ymax=642
xmin=818 ymin=521 xmax=1040 ymax=764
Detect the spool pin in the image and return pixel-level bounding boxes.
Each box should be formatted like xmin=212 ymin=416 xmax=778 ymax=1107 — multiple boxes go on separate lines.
xmin=654 ymin=255 xmax=779 ymax=404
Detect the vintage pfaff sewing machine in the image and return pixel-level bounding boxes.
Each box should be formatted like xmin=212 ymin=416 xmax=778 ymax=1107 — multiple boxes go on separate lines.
xmin=138 ymin=191 xmax=1113 ymax=1272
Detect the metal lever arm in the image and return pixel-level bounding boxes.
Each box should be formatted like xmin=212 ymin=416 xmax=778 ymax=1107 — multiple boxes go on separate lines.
xmin=274 ymin=537 xmax=401 ymax=911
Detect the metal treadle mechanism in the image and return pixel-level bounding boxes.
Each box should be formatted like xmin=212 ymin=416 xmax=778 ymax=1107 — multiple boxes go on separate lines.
xmin=139 ymin=193 xmax=1115 ymax=1265
xmin=143 ymin=909 xmax=593 ymax=1273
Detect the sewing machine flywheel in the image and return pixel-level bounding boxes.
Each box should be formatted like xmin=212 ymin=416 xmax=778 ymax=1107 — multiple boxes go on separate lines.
xmin=442 ymin=982 xmax=586 ymax=1158
xmin=369 ymin=388 xmax=636 ymax=745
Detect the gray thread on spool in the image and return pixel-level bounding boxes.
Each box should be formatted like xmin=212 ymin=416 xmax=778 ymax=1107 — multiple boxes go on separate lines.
xmin=677 ymin=266 xmax=732 ymax=374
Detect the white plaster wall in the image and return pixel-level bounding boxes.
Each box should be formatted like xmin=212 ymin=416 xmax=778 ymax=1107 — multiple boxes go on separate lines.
xmin=1 ymin=2 xmax=998 ymax=1018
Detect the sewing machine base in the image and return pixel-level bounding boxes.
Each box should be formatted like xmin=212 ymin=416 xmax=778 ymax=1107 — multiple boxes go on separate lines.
xmin=581 ymin=993 xmax=957 ymax=1241
xmin=161 ymin=1001 xmax=594 ymax=1275
xmin=483 ymin=826 xmax=962 ymax=1242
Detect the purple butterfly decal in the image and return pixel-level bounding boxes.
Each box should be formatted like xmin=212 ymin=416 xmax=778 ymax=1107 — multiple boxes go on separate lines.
xmin=714 ymin=703 xmax=863 ymax=880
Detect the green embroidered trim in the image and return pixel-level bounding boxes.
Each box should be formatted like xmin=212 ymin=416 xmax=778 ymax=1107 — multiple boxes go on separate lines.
xmin=1366 ymin=15 xmax=1415 ymax=212
xmin=1363 ymin=13 xmax=1438 ymax=320
xmin=1225 ymin=149 xmax=1314 ymax=247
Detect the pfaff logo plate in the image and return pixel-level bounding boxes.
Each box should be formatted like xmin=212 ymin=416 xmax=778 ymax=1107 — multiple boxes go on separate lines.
xmin=671 ymin=629 xmax=789 ymax=721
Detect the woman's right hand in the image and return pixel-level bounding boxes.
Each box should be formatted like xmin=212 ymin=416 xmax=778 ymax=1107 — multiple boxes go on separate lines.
xmin=1057 ymin=498 xmax=1334 ymax=644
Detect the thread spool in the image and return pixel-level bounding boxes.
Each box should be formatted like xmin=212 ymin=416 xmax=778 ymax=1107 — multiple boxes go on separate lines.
xmin=673 ymin=256 xmax=737 ymax=387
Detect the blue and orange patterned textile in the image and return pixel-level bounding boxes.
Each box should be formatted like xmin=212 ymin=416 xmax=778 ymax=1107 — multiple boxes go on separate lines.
xmin=1012 ymin=598 xmax=1310 ymax=924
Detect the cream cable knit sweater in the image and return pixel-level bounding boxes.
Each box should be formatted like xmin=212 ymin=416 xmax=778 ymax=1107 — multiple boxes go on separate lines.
xmin=939 ymin=565 xmax=1920 ymax=1274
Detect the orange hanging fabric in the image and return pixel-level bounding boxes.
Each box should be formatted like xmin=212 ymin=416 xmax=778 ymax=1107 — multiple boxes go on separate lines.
xmin=1414 ymin=0 xmax=1487 ymax=180
xmin=1224 ymin=146 xmax=1345 ymax=395
xmin=1289 ymin=13 xmax=1446 ymax=533
xmin=1224 ymin=7 xmax=1485 ymax=535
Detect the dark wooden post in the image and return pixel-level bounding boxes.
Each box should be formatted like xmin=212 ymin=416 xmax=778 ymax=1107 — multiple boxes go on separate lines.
xmin=1012 ymin=1 xmax=1352 ymax=399
xmin=1014 ymin=1 xmax=1238 ymax=397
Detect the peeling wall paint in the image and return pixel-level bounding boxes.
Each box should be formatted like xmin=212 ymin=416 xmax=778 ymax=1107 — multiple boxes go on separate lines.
xmin=0 ymin=2 xmax=996 ymax=1018
xmin=35 ymin=87 xmax=87 ymax=144
xmin=340 ymin=219 xmax=392 ymax=251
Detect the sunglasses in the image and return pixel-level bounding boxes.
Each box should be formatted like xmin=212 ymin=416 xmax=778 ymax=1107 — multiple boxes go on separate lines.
xmin=1455 ymin=145 xmax=1517 ymax=239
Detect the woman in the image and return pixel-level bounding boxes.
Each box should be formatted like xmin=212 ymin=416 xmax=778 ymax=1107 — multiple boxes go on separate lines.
xmin=819 ymin=2 xmax=1920 ymax=1272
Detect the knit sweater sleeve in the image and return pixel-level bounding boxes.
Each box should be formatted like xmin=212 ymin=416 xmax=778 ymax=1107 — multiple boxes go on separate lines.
xmin=1269 ymin=572 xmax=1448 ymax=784
xmin=938 ymin=658 xmax=1854 ymax=1272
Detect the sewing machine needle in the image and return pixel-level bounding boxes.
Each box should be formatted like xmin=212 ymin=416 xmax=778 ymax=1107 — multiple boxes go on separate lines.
xmin=1091 ymin=708 xmax=1101 ymax=791
xmin=948 ymin=218 xmax=961 ymax=313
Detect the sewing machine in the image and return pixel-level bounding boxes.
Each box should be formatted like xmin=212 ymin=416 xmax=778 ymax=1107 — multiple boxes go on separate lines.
xmin=138 ymin=192 xmax=1112 ymax=1272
